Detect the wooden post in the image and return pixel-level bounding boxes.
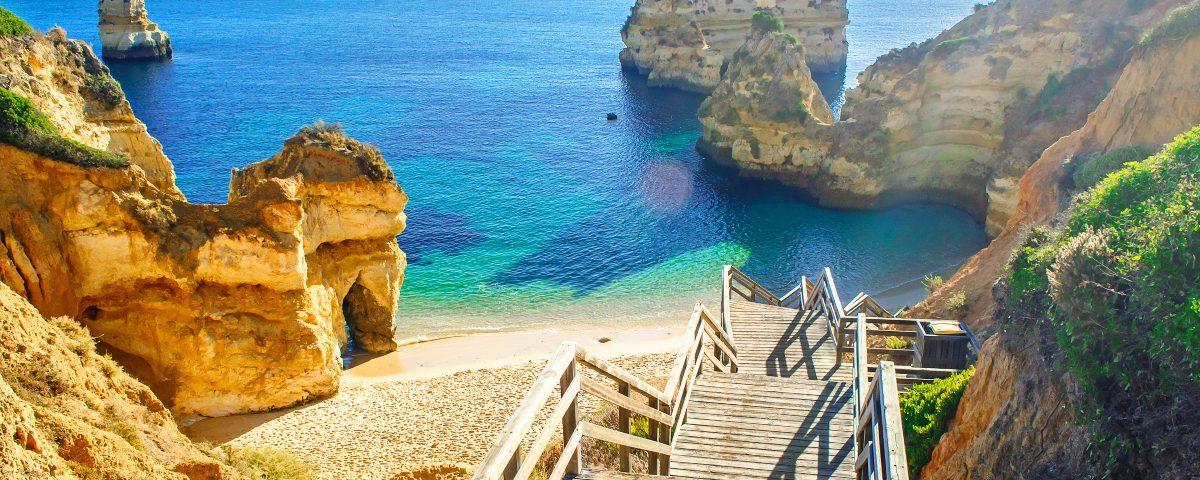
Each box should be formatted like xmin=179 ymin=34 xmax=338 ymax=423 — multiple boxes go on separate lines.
xmin=561 ymin=360 xmax=581 ymax=475
xmin=647 ymin=398 xmax=659 ymax=475
xmin=618 ymin=382 xmax=631 ymax=472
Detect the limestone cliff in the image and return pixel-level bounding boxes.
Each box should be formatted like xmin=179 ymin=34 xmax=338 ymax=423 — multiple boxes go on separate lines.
xmin=912 ymin=13 xmax=1200 ymax=326
xmin=697 ymin=31 xmax=835 ymax=167
xmin=0 ymin=31 xmax=407 ymax=417
xmin=0 ymin=282 xmax=242 ymax=479
xmin=0 ymin=28 xmax=177 ymax=194
xmin=98 ymin=0 xmax=172 ymax=61
xmin=914 ymin=10 xmax=1200 ymax=478
xmin=703 ymin=0 xmax=1183 ymax=231
xmin=621 ymin=0 xmax=847 ymax=93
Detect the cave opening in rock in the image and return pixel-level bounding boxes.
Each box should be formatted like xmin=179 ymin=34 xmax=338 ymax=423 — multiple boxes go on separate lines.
xmin=340 ymin=282 xmax=368 ymax=369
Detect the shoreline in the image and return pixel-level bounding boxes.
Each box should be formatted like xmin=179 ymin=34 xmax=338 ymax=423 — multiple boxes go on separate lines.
xmin=183 ymin=325 xmax=686 ymax=479
xmin=345 ymin=323 xmax=686 ymax=383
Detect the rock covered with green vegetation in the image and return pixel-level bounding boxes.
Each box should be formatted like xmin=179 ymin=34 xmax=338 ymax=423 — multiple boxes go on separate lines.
xmin=920 ymin=127 xmax=1200 ymax=479
xmin=899 ymin=367 xmax=973 ymax=478
xmin=0 ymin=87 xmax=128 ymax=168
xmin=697 ymin=13 xmax=836 ymax=173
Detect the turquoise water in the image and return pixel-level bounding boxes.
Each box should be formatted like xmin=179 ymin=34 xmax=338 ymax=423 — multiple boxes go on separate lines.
xmin=11 ymin=0 xmax=984 ymax=339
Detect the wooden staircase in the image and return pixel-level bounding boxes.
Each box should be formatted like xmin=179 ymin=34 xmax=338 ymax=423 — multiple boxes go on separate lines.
xmin=472 ymin=266 xmax=979 ymax=480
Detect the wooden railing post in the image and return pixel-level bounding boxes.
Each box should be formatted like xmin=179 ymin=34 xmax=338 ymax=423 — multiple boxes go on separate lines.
xmin=647 ymin=396 xmax=660 ymax=475
xmin=876 ymin=362 xmax=910 ymax=480
xmin=560 ymin=359 xmax=580 ymax=475
xmin=618 ymin=382 xmax=631 ymax=472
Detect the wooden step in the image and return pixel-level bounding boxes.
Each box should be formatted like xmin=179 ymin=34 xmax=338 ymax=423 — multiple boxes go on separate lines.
xmin=565 ymin=468 xmax=676 ymax=479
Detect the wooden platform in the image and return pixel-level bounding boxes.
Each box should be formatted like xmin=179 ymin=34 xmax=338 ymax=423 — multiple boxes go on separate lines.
xmin=667 ymin=299 xmax=855 ymax=479
xmin=727 ymin=300 xmax=850 ymax=381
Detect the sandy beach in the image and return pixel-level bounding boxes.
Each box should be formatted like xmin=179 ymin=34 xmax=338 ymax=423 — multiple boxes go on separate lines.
xmin=184 ymin=325 xmax=685 ymax=480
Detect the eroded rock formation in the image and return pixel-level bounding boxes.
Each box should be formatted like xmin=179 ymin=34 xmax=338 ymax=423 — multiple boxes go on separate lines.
xmin=915 ymin=12 xmax=1200 ymax=479
xmin=912 ymin=15 xmax=1200 ymax=326
xmin=621 ymin=0 xmax=847 ymax=93
xmin=697 ymin=30 xmax=835 ymax=166
xmin=0 ymin=282 xmax=243 ymax=479
xmin=98 ymin=0 xmax=172 ymax=61
xmin=702 ymin=0 xmax=1183 ymax=232
xmin=0 ymin=31 xmax=407 ymax=417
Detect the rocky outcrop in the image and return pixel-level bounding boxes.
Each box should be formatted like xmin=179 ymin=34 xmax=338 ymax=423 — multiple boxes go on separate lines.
xmin=620 ymin=0 xmax=847 ymax=93
xmin=98 ymin=0 xmax=172 ymax=61
xmin=916 ymin=11 xmax=1200 ymax=479
xmin=697 ymin=31 xmax=835 ymax=166
xmin=0 ymin=28 xmax=177 ymax=194
xmin=912 ymin=14 xmax=1200 ymax=326
xmin=0 ymin=32 xmax=407 ymax=416
xmin=0 ymin=282 xmax=242 ymax=479
xmin=918 ymin=318 xmax=1092 ymax=479
xmin=703 ymin=0 xmax=1183 ymax=231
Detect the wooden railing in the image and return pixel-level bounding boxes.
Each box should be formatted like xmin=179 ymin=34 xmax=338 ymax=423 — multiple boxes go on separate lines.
xmin=853 ymin=312 xmax=910 ymax=480
xmin=665 ymin=304 xmax=738 ymax=449
xmin=473 ymin=305 xmax=736 ymax=480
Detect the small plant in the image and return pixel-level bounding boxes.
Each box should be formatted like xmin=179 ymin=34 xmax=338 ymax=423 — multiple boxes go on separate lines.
xmin=771 ymin=98 xmax=810 ymax=124
xmin=944 ymin=292 xmax=967 ymax=317
xmin=900 ymin=367 xmax=974 ymax=478
xmin=598 ymin=336 xmax=612 ymax=344
xmin=0 ymin=7 xmax=31 ymax=37
xmin=1070 ymin=146 xmax=1153 ymax=189
xmin=884 ymin=336 xmax=913 ymax=350
xmin=751 ymin=11 xmax=783 ymax=35
xmin=1140 ymin=1 xmax=1200 ymax=45
xmin=221 ymin=445 xmax=317 ymax=480
xmin=104 ymin=420 xmax=144 ymax=451
xmin=83 ymin=74 xmax=125 ymax=109
xmin=921 ymin=274 xmax=944 ymax=293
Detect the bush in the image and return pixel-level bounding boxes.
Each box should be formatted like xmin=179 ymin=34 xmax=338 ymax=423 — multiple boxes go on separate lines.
xmin=1140 ymin=0 xmax=1200 ymax=45
xmin=83 ymin=74 xmax=125 ymax=109
xmin=771 ymin=99 xmax=810 ymax=124
xmin=221 ymin=446 xmax=317 ymax=480
xmin=1004 ymin=125 xmax=1200 ymax=476
xmin=921 ymin=274 xmax=944 ymax=293
xmin=0 ymin=88 xmax=128 ymax=168
xmin=751 ymin=11 xmax=783 ymax=35
xmin=900 ymin=367 xmax=974 ymax=479
xmin=0 ymin=7 xmax=31 ymax=37
xmin=1070 ymin=145 xmax=1153 ymax=189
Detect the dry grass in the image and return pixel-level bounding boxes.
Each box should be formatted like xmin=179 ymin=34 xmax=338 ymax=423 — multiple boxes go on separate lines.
xmin=220 ymin=445 xmax=317 ymax=480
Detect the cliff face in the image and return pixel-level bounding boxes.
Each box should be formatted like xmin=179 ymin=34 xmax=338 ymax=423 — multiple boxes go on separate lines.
xmin=620 ymin=0 xmax=847 ymax=93
xmin=0 ymin=32 xmax=407 ymax=417
xmin=0 ymin=282 xmax=242 ymax=479
xmin=0 ymin=29 xmax=177 ymax=194
xmin=912 ymin=20 xmax=1200 ymax=326
xmin=916 ymin=15 xmax=1200 ymax=479
xmin=98 ymin=0 xmax=172 ymax=61
xmin=703 ymin=0 xmax=1182 ymax=230
xmin=697 ymin=31 xmax=835 ymax=168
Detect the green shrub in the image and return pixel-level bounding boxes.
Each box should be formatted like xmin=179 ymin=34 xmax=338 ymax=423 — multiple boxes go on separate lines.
xmin=221 ymin=446 xmax=317 ymax=480
xmin=1140 ymin=0 xmax=1200 ymax=45
xmin=921 ymin=274 xmax=944 ymax=293
xmin=0 ymin=88 xmax=128 ymax=168
xmin=751 ymin=11 xmax=783 ymax=35
xmin=83 ymin=74 xmax=125 ymax=109
xmin=1003 ymin=125 xmax=1200 ymax=476
xmin=900 ymin=367 xmax=974 ymax=478
xmin=0 ymin=7 xmax=31 ymax=37
xmin=1070 ymin=145 xmax=1153 ymax=189
xmin=771 ymin=99 xmax=810 ymax=124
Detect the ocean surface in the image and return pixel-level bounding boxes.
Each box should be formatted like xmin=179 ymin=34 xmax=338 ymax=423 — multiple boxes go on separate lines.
xmin=12 ymin=0 xmax=984 ymax=340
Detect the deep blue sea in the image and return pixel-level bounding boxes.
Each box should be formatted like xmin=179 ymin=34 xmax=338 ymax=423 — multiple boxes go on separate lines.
xmin=12 ymin=0 xmax=984 ymax=339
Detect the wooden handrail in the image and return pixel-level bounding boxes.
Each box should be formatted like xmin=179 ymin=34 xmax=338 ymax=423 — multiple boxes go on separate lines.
xmin=854 ymin=361 xmax=910 ymax=480
xmin=476 ymin=303 xmax=737 ymax=480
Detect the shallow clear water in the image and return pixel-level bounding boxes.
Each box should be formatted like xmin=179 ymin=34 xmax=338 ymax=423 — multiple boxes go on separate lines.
xmin=12 ymin=0 xmax=983 ymax=340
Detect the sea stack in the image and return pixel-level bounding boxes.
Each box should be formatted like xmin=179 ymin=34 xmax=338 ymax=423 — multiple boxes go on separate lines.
xmin=621 ymin=0 xmax=848 ymax=93
xmin=98 ymin=0 xmax=172 ymax=61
